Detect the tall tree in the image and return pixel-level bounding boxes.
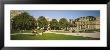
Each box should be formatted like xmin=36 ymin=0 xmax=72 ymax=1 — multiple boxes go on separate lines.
xmin=50 ymin=19 xmax=59 ymax=30
xmin=11 ymin=11 xmax=37 ymax=30
xmin=37 ymin=16 xmax=48 ymax=29
xmin=10 ymin=10 xmax=21 ymax=19
xmin=59 ymin=18 xmax=69 ymax=30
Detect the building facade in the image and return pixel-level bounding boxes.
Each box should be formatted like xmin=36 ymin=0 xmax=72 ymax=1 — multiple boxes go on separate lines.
xmin=70 ymin=16 xmax=100 ymax=32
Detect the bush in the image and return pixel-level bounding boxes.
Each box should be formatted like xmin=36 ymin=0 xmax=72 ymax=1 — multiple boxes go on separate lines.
xmin=11 ymin=29 xmax=20 ymax=33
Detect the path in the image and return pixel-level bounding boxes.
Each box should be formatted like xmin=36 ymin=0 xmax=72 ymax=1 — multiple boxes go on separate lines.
xmin=44 ymin=31 xmax=100 ymax=38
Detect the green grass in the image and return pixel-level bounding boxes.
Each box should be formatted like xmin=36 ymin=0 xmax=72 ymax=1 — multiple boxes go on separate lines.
xmin=11 ymin=33 xmax=99 ymax=40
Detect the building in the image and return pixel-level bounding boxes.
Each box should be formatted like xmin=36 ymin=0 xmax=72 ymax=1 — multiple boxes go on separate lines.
xmin=70 ymin=16 xmax=100 ymax=32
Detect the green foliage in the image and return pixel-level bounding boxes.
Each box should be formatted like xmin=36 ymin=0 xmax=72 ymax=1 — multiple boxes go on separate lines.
xmin=37 ymin=16 xmax=48 ymax=28
xmin=50 ymin=19 xmax=59 ymax=30
xmin=10 ymin=10 xmax=21 ymax=19
xmin=11 ymin=12 xmax=37 ymax=30
xmin=59 ymin=18 xmax=69 ymax=29
xmin=11 ymin=33 xmax=99 ymax=40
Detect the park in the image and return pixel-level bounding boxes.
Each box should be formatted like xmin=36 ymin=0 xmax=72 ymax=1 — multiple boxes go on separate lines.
xmin=10 ymin=10 xmax=100 ymax=40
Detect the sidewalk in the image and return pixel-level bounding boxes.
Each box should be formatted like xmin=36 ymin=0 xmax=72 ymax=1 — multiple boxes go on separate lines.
xmin=44 ymin=31 xmax=100 ymax=38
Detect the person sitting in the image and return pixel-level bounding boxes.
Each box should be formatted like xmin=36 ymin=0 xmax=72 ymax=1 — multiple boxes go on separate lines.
xmin=32 ymin=29 xmax=38 ymax=36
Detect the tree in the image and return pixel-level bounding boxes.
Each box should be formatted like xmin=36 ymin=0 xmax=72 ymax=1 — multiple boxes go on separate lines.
xmin=11 ymin=11 xmax=37 ymax=31
xmin=10 ymin=10 xmax=21 ymax=19
xmin=37 ymin=16 xmax=48 ymax=29
xmin=59 ymin=18 xmax=69 ymax=30
xmin=50 ymin=19 xmax=59 ymax=30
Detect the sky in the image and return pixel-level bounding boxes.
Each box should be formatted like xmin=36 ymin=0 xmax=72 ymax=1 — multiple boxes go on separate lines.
xmin=23 ymin=10 xmax=100 ymax=21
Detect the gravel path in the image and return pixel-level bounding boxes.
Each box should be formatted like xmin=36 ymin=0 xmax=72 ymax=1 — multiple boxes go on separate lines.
xmin=44 ymin=31 xmax=100 ymax=38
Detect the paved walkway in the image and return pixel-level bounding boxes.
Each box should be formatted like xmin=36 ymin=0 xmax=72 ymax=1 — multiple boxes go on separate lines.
xmin=44 ymin=31 xmax=100 ymax=38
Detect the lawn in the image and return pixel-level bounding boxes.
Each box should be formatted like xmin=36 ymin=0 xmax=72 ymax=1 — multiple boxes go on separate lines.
xmin=11 ymin=33 xmax=99 ymax=40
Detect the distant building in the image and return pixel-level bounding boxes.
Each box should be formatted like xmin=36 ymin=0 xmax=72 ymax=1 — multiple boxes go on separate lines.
xmin=70 ymin=16 xmax=100 ymax=32
xmin=69 ymin=19 xmax=73 ymax=24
